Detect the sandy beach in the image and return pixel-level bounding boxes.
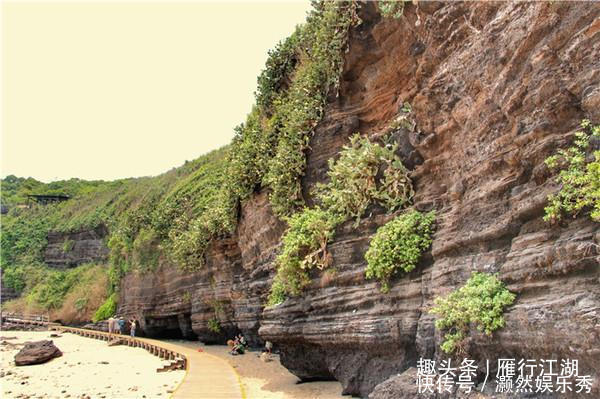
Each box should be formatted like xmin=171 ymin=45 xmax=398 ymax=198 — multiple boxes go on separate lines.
xmin=169 ymin=340 xmax=348 ymax=399
xmin=1 ymin=330 xmax=348 ymax=399
xmin=0 ymin=331 xmax=184 ymax=399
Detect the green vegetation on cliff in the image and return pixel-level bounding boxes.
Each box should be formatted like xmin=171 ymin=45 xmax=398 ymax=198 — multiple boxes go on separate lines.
xmin=3 ymin=263 xmax=110 ymax=324
xmin=1 ymin=149 xmax=228 ymax=318
xmin=268 ymin=134 xmax=415 ymax=305
xmin=365 ymin=210 xmax=435 ymax=293
xmin=544 ymin=120 xmax=600 ymax=223
xmin=229 ymin=1 xmax=360 ymax=217
xmin=377 ymin=0 xmax=406 ymax=19
xmin=93 ymin=292 xmax=118 ymax=322
xmin=268 ymin=207 xmax=339 ymax=305
xmin=430 ymin=272 xmax=516 ymax=354
xmin=1 ymin=1 xmax=365 ymax=320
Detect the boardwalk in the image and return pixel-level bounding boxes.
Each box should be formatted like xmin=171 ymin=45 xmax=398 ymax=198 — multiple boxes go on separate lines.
xmin=57 ymin=327 xmax=246 ymax=399
xmin=142 ymin=337 xmax=245 ymax=399
xmin=1 ymin=315 xmax=244 ymax=399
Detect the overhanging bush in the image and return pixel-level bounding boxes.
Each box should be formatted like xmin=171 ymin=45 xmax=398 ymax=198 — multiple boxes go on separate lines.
xmin=268 ymin=207 xmax=339 ymax=305
xmin=544 ymin=119 xmax=600 ymax=223
xmin=317 ymin=134 xmax=413 ymax=224
xmin=429 ymin=272 xmax=516 ymax=354
xmin=364 ymin=210 xmax=435 ymax=292
xmin=269 ymin=134 xmax=415 ymax=304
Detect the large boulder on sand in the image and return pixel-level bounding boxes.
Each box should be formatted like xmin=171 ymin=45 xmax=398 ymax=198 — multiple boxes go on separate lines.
xmin=14 ymin=340 xmax=62 ymax=366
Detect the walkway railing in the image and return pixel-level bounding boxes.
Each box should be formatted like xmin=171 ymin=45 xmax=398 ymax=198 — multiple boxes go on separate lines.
xmin=0 ymin=313 xmax=186 ymax=371
xmin=1 ymin=312 xmax=53 ymax=327
xmin=0 ymin=313 xmax=245 ymax=398
xmin=54 ymin=325 xmax=187 ymax=372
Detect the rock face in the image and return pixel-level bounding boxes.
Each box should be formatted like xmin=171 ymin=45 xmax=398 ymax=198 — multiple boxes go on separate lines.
xmin=117 ymin=1 xmax=600 ymax=397
xmin=0 ymin=268 xmax=19 ymax=303
xmin=14 ymin=340 xmax=62 ymax=366
xmin=44 ymin=225 xmax=109 ymax=268
xmin=119 ymin=192 xmax=286 ymax=344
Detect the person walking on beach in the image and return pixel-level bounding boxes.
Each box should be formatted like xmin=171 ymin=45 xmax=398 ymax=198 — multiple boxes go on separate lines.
xmin=130 ymin=319 xmax=137 ymax=337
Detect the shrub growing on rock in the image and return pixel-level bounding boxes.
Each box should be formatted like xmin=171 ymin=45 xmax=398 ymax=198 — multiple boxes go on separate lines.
xmin=61 ymin=239 xmax=74 ymax=253
xmin=207 ymin=317 xmax=221 ymax=333
xmin=268 ymin=207 xmax=339 ymax=305
xmin=378 ymin=0 xmax=406 ymax=19
xmin=429 ymin=272 xmax=516 ymax=354
xmin=544 ymin=119 xmax=600 ymax=223
xmin=268 ymin=134 xmax=415 ymax=305
xmin=364 ymin=210 xmax=435 ymax=292
xmin=316 ymin=134 xmax=413 ymax=225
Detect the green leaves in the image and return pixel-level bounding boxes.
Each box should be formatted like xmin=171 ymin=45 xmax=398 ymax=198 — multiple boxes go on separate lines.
xmin=316 ymin=134 xmax=414 ymax=225
xmin=429 ymin=272 xmax=516 ymax=354
xmin=269 ymin=133 xmax=416 ymax=304
xmin=364 ymin=210 xmax=435 ymax=292
xmin=207 ymin=317 xmax=221 ymax=333
xmin=93 ymin=292 xmax=118 ymax=322
xmin=61 ymin=239 xmax=75 ymax=253
xmin=255 ymin=31 xmax=300 ymax=112
xmin=544 ymin=120 xmax=600 ymax=223
xmin=261 ymin=1 xmax=360 ymax=218
xmin=268 ymin=207 xmax=339 ymax=305
xmin=2 ymin=266 xmax=27 ymax=293
xmin=377 ymin=0 xmax=406 ymax=19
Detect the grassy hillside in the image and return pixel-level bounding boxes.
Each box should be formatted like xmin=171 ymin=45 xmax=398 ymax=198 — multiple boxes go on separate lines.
xmin=0 ymin=1 xmax=361 ymax=322
xmin=1 ymin=147 xmax=230 ymax=317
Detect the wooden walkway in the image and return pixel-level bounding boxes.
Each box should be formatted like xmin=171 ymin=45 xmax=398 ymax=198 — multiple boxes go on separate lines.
xmin=55 ymin=326 xmax=245 ymax=399
xmin=1 ymin=315 xmax=244 ymax=399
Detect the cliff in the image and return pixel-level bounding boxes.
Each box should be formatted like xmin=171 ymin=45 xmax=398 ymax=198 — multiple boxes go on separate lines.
xmin=44 ymin=225 xmax=109 ymax=269
xmin=0 ymin=268 xmax=20 ymax=303
xmin=116 ymin=1 xmax=600 ymax=398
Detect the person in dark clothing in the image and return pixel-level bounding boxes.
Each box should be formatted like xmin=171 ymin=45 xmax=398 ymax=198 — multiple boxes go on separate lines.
xmin=229 ymin=334 xmax=248 ymax=355
xmin=117 ymin=317 xmax=125 ymax=334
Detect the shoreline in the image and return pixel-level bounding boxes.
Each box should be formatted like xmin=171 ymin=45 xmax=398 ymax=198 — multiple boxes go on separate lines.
xmin=167 ymin=340 xmax=348 ymax=399
xmin=1 ymin=330 xmax=349 ymax=399
xmin=0 ymin=331 xmax=184 ymax=399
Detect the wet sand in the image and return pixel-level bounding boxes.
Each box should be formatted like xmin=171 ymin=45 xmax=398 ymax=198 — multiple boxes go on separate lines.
xmin=169 ymin=340 xmax=349 ymax=399
xmin=0 ymin=331 xmax=184 ymax=399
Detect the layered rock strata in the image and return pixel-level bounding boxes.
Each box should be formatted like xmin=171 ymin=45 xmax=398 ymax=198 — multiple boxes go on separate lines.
xmin=118 ymin=1 xmax=600 ymax=397
xmin=44 ymin=225 xmax=109 ymax=268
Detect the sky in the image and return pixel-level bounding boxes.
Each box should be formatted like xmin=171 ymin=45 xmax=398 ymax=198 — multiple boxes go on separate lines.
xmin=1 ymin=1 xmax=312 ymax=182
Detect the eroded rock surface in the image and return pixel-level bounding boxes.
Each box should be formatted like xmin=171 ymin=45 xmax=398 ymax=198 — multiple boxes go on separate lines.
xmin=0 ymin=267 xmax=19 ymax=303
xmin=44 ymin=225 xmax=109 ymax=269
xmin=116 ymin=1 xmax=600 ymax=397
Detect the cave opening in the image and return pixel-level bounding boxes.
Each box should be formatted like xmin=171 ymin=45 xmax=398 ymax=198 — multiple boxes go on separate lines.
xmin=143 ymin=313 xmax=197 ymax=340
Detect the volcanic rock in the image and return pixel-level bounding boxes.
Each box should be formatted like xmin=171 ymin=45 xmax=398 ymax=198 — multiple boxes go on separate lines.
xmin=62 ymin=1 xmax=600 ymax=397
xmin=14 ymin=340 xmax=62 ymax=366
